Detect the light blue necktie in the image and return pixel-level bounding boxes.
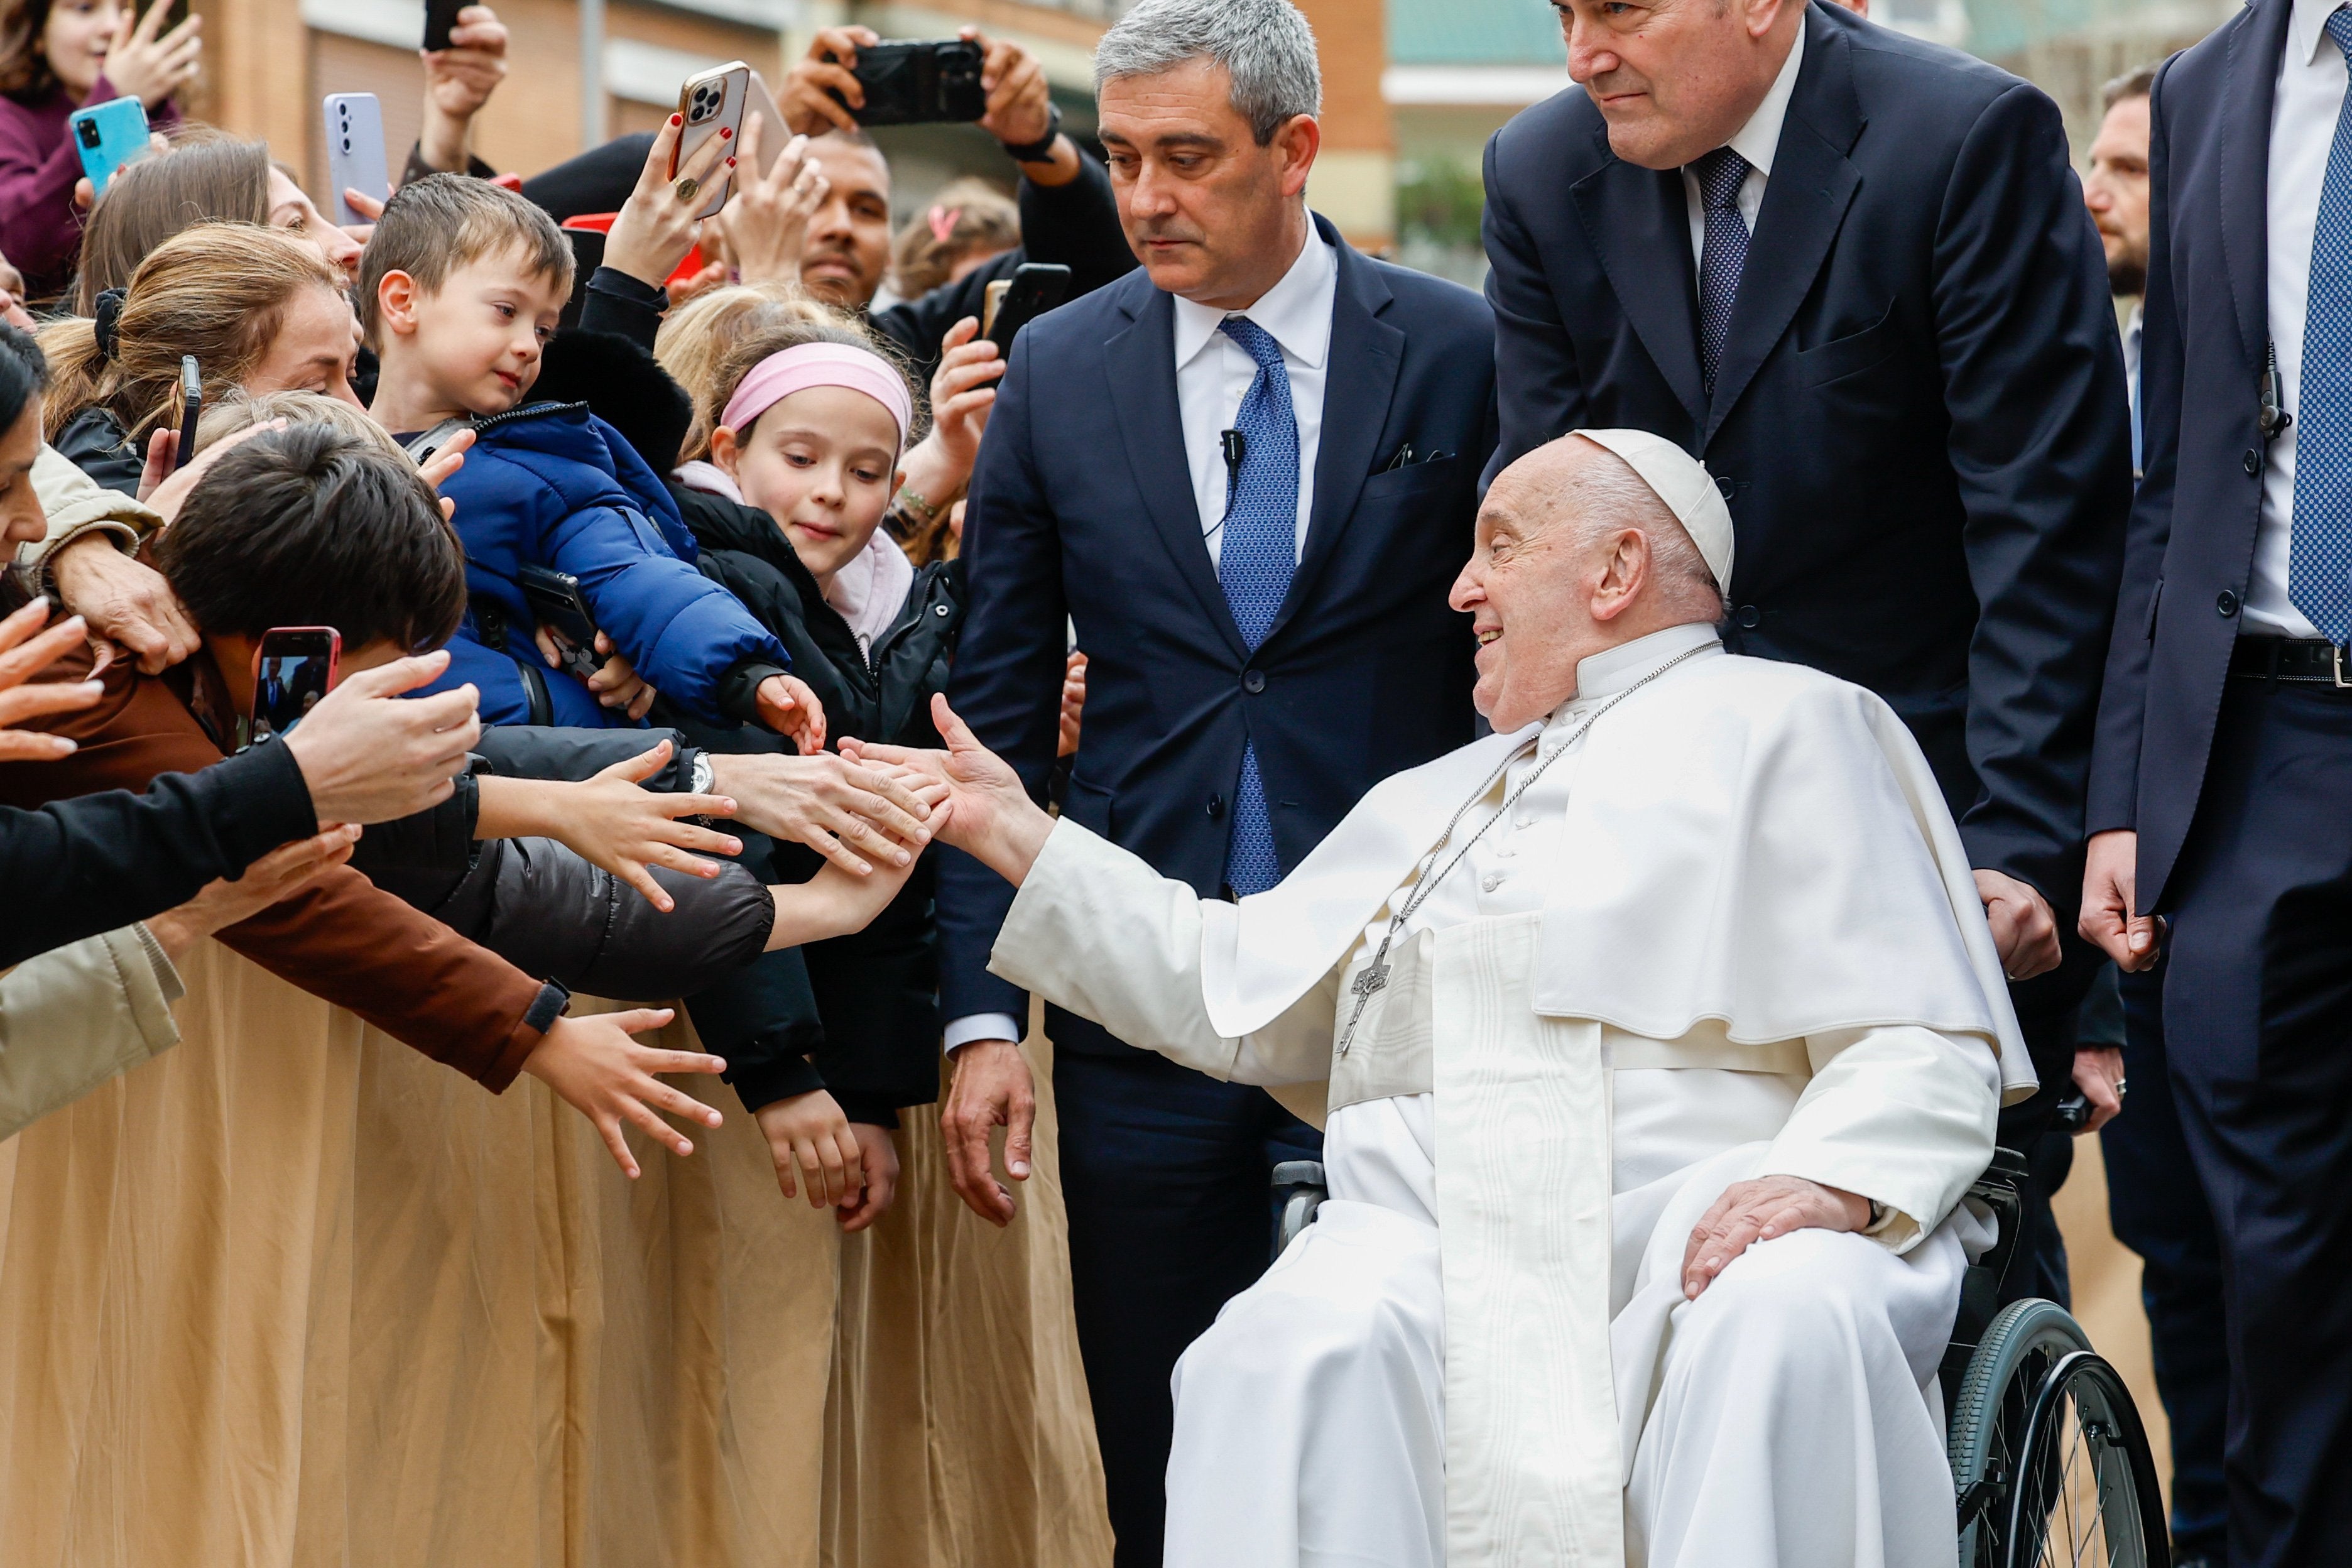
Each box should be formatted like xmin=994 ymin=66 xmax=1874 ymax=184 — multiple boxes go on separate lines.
xmin=1215 ymin=317 xmax=1299 ymax=896
xmin=2290 ymin=7 xmax=2352 ymax=646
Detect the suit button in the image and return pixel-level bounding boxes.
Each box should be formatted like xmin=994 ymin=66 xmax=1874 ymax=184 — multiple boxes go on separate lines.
xmin=2217 ymin=589 xmax=2240 ymax=618
xmin=1715 ymin=474 xmax=1736 ymax=501
xmin=1243 ymin=669 xmax=1267 ymax=694
xmin=2244 ymin=449 xmax=2262 ymax=476
xmin=1206 ymin=794 xmax=1225 ymax=819
xmin=1734 ymin=604 xmax=1762 ymax=629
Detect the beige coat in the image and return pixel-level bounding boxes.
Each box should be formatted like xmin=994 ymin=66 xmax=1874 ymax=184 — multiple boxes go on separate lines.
xmin=17 ymin=442 xmax=163 ymax=577
xmin=0 ymin=923 xmax=180 ymax=1141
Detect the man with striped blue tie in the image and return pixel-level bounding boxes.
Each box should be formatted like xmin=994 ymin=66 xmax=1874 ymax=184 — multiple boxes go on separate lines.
xmin=932 ymin=2 xmax=1496 ymax=1559
xmin=2082 ymin=1 xmax=2352 ymax=1562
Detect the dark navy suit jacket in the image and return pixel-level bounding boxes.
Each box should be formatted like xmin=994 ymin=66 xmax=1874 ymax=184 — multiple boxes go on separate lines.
xmin=939 ymin=214 xmax=1498 ymax=1055
xmin=1481 ymin=2 xmax=2131 ymax=911
xmin=2087 ymin=0 xmax=2294 ymax=913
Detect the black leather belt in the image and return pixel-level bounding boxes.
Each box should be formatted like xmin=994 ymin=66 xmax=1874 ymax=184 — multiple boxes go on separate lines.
xmin=2229 ymin=636 xmax=2352 ymax=687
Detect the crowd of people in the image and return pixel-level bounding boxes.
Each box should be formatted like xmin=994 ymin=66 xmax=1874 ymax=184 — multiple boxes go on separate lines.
xmin=0 ymin=0 xmax=2339 ymax=1564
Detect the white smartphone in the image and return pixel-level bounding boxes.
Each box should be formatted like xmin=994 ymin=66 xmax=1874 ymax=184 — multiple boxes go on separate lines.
xmin=743 ymin=70 xmax=789 ymax=173
xmin=672 ymin=62 xmax=751 ymax=220
xmin=323 ymin=93 xmax=389 ymax=227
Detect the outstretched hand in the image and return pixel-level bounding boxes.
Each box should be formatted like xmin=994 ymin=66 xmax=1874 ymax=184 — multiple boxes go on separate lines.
xmin=1680 ymin=1175 xmax=1873 ymax=1300
xmin=0 ymin=598 xmax=105 ymax=760
xmin=839 ymin=694 xmax=1048 ymax=882
xmin=544 ymin=740 xmax=742 ymax=912
xmin=523 ymin=1007 xmax=726 ymax=1179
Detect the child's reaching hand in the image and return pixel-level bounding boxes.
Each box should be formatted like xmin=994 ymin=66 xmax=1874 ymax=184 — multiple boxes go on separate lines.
xmin=754 ymin=1089 xmax=866 ymax=1209
xmin=837 ymin=1123 xmax=900 ymax=1232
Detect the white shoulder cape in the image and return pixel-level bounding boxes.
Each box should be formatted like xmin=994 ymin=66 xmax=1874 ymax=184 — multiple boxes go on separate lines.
xmin=1194 ymin=648 xmax=2034 ymax=1097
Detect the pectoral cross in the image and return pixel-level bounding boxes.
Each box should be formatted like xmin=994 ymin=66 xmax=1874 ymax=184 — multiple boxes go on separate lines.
xmin=1350 ymin=962 xmax=1390 ymax=1001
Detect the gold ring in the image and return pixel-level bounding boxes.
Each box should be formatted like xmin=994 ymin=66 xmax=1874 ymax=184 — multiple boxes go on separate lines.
xmin=673 ymin=175 xmax=700 ymax=204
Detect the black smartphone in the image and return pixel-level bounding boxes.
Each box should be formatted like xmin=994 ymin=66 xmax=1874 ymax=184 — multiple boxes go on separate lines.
xmin=557 ymin=226 xmax=606 ymax=332
xmin=423 ymin=0 xmax=468 ymax=52
xmin=249 ymin=626 xmax=340 ymax=743
xmin=173 ymin=354 xmax=199 ymax=471
xmin=827 ymin=38 xmax=987 ymax=126
xmin=518 ymin=564 xmax=604 ymax=683
xmin=980 ymin=263 xmax=1072 ymax=381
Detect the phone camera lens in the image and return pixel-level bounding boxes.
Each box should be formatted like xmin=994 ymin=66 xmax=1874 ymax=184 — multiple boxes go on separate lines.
xmin=341 ymin=138 xmax=351 ymax=152
xmin=78 ymin=119 xmax=101 ymax=148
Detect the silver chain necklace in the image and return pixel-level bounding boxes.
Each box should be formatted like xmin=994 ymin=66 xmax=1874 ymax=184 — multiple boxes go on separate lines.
xmin=1335 ymin=644 xmax=1708 ymax=1055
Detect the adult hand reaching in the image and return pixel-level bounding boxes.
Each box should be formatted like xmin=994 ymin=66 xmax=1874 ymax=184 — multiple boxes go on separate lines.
xmin=940 ymin=1037 xmax=1034 ymax=1225
xmin=521 ymin=1007 xmax=727 ymax=1179
xmin=143 ymin=825 xmax=362 ymax=960
xmin=281 ymin=650 xmax=482 ymax=824
xmin=2079 ymin=830 xmax=2157 ymax=971
xmin=1974 ymin=869 xmax=2061 ymax=980
xmin=1680 ymin=1175 xmax=1872 ymax=1300
xmin=0 ymin=598 xmax=104 ymax=761
xmin=706 ymin=749 xmax=934 ymax=875
xmin=842 ymin=694 xmax=1050 ymax=884
xmin=603 ymin=114 xmax=734 ymax=291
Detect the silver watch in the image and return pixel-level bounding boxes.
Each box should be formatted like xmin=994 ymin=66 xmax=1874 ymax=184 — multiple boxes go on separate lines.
xmin=689 ymin=751 xmax=716 ymax=796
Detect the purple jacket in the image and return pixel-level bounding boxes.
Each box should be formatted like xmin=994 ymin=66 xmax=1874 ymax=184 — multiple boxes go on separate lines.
xmin=0 ymin=78 xmax=178 ymax=299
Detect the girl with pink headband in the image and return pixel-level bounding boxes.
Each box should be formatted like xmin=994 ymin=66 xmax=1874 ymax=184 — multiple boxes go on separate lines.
xmin=663 ymin=312 xmax=973 ymax=1239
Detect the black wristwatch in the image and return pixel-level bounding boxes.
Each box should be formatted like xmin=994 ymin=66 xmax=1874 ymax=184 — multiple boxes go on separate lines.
xmin=999 ymin=102 xmax=1062 ymax=165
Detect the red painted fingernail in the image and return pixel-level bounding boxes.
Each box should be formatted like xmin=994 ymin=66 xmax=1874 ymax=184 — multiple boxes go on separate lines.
xmin=726 ymin=156 xmax=737 ymax=168
xmin=719 ymin=126 xmax=732 ymax=139
xmin=670 ymin=114 xmax=682 ymax=126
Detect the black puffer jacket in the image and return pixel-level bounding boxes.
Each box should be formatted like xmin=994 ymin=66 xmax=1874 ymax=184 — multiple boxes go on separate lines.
xmin=53 ymin=406 xmax=144 ymax=495
xmin=668 ymin=482 xmax=964 ymax=1123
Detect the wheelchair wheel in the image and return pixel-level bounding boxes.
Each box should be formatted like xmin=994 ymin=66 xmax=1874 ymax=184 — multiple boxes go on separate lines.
xmin=1947 ymin=1298 xmax=2168 ymax=1568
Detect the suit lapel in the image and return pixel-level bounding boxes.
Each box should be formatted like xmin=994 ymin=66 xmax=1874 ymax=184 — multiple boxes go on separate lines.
xmin=1704 ymin=9 xmax=1864 ymax=446
xmin=2218 ymin=0 xmax=2292 ymax=371
xmin=1102 ymin=281 xmax=1251 ymax=660
xmin=1265 ymin=221 xmax=1405 ymax=647
xmin=1574 ymin=145 xmax=1707 ymax=427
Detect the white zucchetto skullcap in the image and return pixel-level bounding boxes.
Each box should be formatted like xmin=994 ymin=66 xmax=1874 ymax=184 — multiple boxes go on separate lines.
xmin=1572 ymin=428 xmax=1736 ymax=592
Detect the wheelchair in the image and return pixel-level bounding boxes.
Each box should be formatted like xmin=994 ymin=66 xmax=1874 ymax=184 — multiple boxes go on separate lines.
xmin=1270 ymin=1134 xmax=2169 ymax=1568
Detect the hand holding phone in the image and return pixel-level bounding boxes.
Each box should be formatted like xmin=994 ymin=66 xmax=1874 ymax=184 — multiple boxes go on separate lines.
xmin=519 ymin=564 xmax=605 ymax=685
xmin=324 ymin=93 xmax=389 ymax=228
xmin=173 ymin=356 xmax=200 ymax=472
xmin=979 ymin=263 xmax=1071 ymax=381
xmin=826 ymin=39 xmax=986 ymax=126
xmin=68 ymin=97 xmax=152 ymax=199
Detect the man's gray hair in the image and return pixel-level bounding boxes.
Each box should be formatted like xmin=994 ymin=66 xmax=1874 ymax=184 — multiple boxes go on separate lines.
xmin=1094 ymin=0 xmax=1323 ymax=145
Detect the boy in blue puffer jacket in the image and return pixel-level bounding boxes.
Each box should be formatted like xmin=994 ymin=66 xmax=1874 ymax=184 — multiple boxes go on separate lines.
xmin=360 ymin=173 xmax=824 ymax=744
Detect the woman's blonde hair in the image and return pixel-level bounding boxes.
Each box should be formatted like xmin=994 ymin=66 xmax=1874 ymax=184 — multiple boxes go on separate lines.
xmin=889 ymin=178 xmax=1020 ymax=302
xmin=193 ymin=388 xmax=398 ymax=457
xmin=40 ymin=222 xmax=344 ymax=442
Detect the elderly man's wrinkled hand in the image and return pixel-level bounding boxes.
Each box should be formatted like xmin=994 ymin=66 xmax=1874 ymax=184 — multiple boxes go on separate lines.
xmin=1681 ymin=1175 xmax=1873 ymax=1300
xmin=46 ymin=538 xmax=198 ymax=674
xmin=707 ymin=749 xmax=933 ymax=876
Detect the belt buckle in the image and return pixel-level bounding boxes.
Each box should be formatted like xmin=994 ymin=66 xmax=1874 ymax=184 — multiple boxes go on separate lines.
xmin=2337 ymin=646 xmax=2352 ymax=690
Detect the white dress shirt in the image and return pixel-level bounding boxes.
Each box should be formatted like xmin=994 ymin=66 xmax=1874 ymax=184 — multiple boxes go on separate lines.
xmin=1680 ymin=22 xmax=1805 ymax=270
xmin=2124 ymin=300 xmax=2145 ymax=477
xmin=945 ymin=221 xmax=1343 ymax=1054
xmin=2245 ymin=0 xmax=2348 ymax=639
xmin=1173 ymin=226 xmax=1339 ymax=565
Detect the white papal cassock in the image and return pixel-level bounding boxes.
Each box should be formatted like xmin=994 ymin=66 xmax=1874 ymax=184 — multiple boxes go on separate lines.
xmin=989 ymin=623 xmax=2037 ymax=1568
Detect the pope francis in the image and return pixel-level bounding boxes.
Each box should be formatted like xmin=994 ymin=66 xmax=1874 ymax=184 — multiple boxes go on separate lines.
xmin=858 ymin=430 xmax=2037 ymax=1568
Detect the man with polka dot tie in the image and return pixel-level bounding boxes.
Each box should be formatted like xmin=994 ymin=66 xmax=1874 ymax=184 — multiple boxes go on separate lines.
xmin=2082 ymin=1 xmax=2352 ymax=1562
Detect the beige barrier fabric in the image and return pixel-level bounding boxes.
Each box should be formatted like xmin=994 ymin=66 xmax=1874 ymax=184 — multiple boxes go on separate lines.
xmin=0 ymin=945 xmax=1111 ymax=1568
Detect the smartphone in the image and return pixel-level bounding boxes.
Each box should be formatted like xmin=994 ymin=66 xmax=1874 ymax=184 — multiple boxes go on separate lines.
xmin=671 ymin=62 xmax=751 ymax=221
xmin=423 ymin=0 xmax=468 ymax=52
xmin=518 ymin=564 xmax=604 ymax=684
xmin=827 ymin=39 xmax=987 ymax=127
xmin=174 ymin=356 xmax=199 ymax=472
xmin=68 ymin=95 xmax=151 ymax=199
xmin=249 ymin=627 xmax=341 ymax=743
xmin=981 ymin=263 xmax=1072 ymax=373
xmin=324 ymin=93 xmax=389 ymax=228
